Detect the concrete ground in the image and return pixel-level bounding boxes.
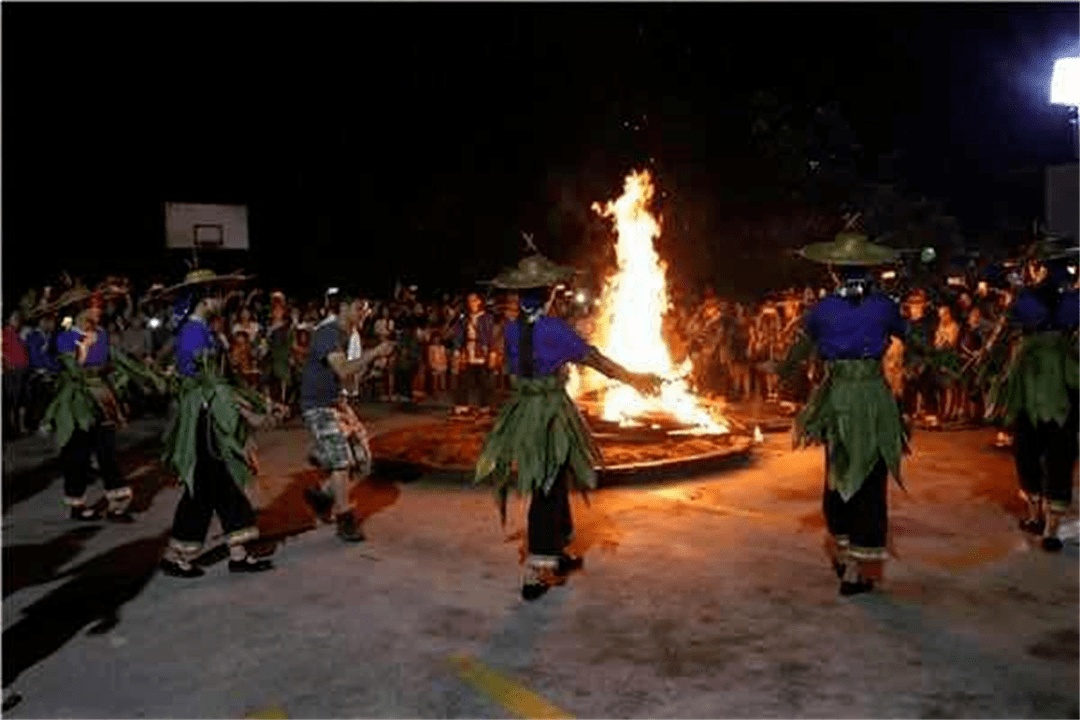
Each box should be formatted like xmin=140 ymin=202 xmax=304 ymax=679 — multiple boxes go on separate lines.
xmin=2 ymin=404 xmax=1077 ymax=719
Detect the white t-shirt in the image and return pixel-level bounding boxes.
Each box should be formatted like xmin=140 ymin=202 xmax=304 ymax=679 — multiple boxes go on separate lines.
xmin=347 ymin=328 xmax=362 ymax=361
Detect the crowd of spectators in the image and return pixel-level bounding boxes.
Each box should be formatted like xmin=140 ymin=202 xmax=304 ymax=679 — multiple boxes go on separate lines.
xmin=668 ymin=270 xmax=1019 ymax=428
xmin=0 ymin=264 xmax=1028 ymax=441
xmin=2 ymin=277 xmax=533 ymax=439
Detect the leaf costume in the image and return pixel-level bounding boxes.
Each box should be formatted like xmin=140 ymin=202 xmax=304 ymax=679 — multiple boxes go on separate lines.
xmin=161 ymin=354 xmax=267 ymax=494
xmin=996 ymin=286 xmax=1079 ymax=523
xmin=475 ymin=373 xmax=602 ymax=523
xmin=470 ymin=250 xmax=653 ymax=598
xmin=44 ymin=314 xmax=153 ymax=516
xmin=157 ymin=269 xmax=268 ymax=573
xmin=791 ymin=231 xmax=907 ymax=589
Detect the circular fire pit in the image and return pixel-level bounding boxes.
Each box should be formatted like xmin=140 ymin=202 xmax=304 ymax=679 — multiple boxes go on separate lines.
xmin=369 ymin=409 xmax=754 ymax=479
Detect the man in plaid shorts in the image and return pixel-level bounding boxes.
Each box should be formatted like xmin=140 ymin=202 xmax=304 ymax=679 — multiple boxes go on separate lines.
xmin=301 ymin=290 xmax=393 ymax=541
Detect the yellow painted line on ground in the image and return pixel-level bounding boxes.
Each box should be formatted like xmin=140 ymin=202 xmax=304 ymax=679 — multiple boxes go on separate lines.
xmin=242 ymin=704 xmax=288 ymax=719
xmin=449 ymin=654 xmax=574 ymax=719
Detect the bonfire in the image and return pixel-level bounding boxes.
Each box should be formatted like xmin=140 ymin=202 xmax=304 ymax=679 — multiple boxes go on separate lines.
xmin=570 ymin=170 xmax=728 ymax=436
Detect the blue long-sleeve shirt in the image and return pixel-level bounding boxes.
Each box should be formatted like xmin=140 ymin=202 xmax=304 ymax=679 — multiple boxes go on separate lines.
xmin=55 ymin=328 xmax=110 ymax=368
xmin=175 ymin=317 xmax=218 ymax=378
xmin=1012 ymin=287 xmax=1079 ymax=333
xmin=26 ymin=329 xmax=60 ymax=372
xmin=504 ymin=316 xmax=592 ymax=377
xmin=803 ymin=293 xmax=906 ymax=361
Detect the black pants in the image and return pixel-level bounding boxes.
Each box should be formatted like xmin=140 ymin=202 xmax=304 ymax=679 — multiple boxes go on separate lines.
xmin=1014 ymin=397 xmax=1079 ymax=510
xmin=456 ymin=364 xmax=492 ymax=408
xmin=2 ymin=367 xmax=28 ymax=434
xmin=527 ymin=465 xmax=574 ymax=557
xmin=902 ymin=369 xmax=936 ymax=416
xmin=24 ymin=371 xmax=52 ymax=431
xmin=269 ymin=375 xmax=289 ymax=405
xmin=395 ymin=364 xmax=418 ymax=400
xmin=171 ymin=411 xmax=257 ymax=545
xmin=823 ymin=455 xmax=888 ymax=553
xmin=61 ymin=424 xmax=123 ymax=500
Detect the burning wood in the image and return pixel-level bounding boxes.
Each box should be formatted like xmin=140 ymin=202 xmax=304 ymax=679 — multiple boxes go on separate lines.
xmin=572 ymin=170 xmax=729 ymax=435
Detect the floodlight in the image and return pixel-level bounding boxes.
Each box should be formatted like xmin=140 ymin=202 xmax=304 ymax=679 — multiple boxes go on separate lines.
xmin=1051 ymin=57 xmax=1080 ymax=107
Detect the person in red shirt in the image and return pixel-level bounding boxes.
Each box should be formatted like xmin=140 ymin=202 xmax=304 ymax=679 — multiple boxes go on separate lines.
xmin=2 ymin=309 xmax=30 ymax=437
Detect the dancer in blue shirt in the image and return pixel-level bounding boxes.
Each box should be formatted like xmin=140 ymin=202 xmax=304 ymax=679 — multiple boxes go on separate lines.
xmin=989 ymin=237 xmax=1079 ymax=551
xmin=158 ymin=269 xmax=279 ymax=578
xmin=48 ymin=288 xmax=134 ymax=521
xmin=475 ymin=251 xmax=663 ymax=600
xmin=788 ymin=231 xmax=908 ymax=595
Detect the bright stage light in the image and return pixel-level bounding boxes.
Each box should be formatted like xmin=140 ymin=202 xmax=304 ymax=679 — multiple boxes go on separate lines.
xmin=1051 ymin=57 xmax=1080 ymax=107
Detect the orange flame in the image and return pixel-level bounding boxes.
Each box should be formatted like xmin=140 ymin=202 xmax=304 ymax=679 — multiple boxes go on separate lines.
xmin=575 ymin=170 xmax=727 ymax=435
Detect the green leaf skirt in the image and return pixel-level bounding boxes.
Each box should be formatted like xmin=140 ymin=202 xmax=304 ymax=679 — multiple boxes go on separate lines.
xmin=162 ymin=373 xmax=257 ymax=495
xmin=988 ymin=332 xmax=1079 ymax=427
xmin=40 ymin=367 xmax=103 ymax=449
xmin=474 ymin=374 xmax=602 ymax=521
xmin=794 ymin=358 xmax=907 ymax=502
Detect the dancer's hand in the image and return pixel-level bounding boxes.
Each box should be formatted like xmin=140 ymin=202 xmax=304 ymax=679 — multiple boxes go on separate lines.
xmin=629 ymin=372 xmax=664 ymax=397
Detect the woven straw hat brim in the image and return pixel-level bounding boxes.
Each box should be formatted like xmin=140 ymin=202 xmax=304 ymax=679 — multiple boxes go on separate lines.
xmin=35 ymin=286 xmax=121 ymax=317
xmin=158 ymin=272 xmax=253 ymax=299
xmin=798 ymin=239 xmax=899 ymax=266
xmin=490 ymin=255 xmax=578 ymax=289
xmin=25 ymin=302 xmax=61 ymax=321
xmin=1028 ymin=243 xmax=1080 ymax=262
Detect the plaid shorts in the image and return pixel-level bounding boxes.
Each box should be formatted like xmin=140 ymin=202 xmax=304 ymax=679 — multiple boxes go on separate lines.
xmin=302 ymin=405 xmax=372 ymax=475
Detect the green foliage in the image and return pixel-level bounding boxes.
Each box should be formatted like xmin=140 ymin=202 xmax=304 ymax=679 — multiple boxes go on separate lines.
xmin=475 ymin=375 xmax=601 ymax=524
xmin=111 ymin=347 xmax=168 ymax=398
xmin=987 ymin=333 xmax=1079 ymax=426
xmin=161 ymin=354 xmax=265 ymax=494
xmin=794 ymin=359 xmax=907 ymax=501
xmin=40 ymin=355 xmax=102 ymax=448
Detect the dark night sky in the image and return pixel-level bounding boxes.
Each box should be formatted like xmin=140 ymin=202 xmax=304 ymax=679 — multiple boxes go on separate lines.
xmin=3 ymin=2 xmax=1077 ymax=302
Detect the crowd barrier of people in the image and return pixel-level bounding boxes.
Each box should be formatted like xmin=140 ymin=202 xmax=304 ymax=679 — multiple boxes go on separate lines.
xmin=0 ymin=264 xmax=1032 ymax=441
xmin=2 ymin=278 xmax=526 ymax=439
xmin=669 ymin=273 xmax=1019 ymax=431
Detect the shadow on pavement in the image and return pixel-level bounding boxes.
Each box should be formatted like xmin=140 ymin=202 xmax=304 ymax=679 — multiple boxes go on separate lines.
xmin=853 ymin=591 xmax=1080 ymax=718
xmin=127 ymin=464 xmax=179 ymax=515
xmin=2 ymin=457 xmax=67 ymax=513
xmin=2 ymin=530 xmax=169 ymax=690
xmin=226 ymin=469 xmax=404 ymax=561
xmin=372 ymin=459 xmax=428 ymax=484
xmin=2 ymin=525 xmax=103 ymax=599
xmin=2 ymin=436 xmax=164 ymax=514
